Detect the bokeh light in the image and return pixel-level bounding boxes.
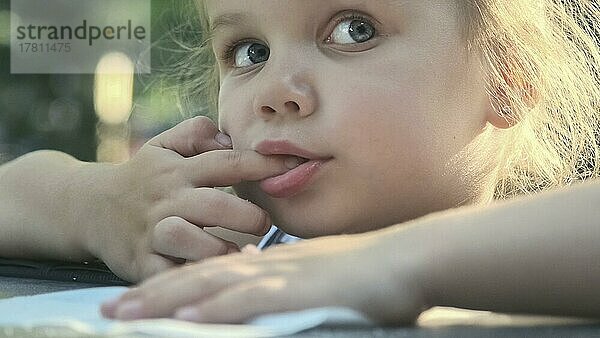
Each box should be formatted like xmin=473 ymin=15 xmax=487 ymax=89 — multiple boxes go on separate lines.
xmin=94 ymin=52 xmax=135 ymax=125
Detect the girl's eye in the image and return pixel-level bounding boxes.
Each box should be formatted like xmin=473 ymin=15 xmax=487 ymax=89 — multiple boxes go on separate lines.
xmin=232 ymin=42 xmax=270 ymax=68
xmin=328 ymin=17 xmax=376 ymax=45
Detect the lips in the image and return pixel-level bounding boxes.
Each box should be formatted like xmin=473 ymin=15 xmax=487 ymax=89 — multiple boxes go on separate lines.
xmin=255 ymin=140 xmax=331 ymax=161
xmin=255 ymin=140 xmax=333 ymax=198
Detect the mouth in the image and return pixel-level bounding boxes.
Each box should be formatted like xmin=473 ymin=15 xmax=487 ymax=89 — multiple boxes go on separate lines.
xmin=292 ymin=156 xmax=310 ymax=165
xmin=255 ymin=140 xmax=331 ymax=161
xmin=255 ymin=140 xmax=333 ymax=198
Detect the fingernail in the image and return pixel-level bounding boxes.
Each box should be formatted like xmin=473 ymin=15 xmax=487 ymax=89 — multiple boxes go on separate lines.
xmin=100 ymin=298 xmax=120 ymax=317
xmin=175 ymin=306 xmax=203 ymax=322
xmin=242 ymin=244 xmax=261 ymax=255
xmin=215 ymin=132 xmax=232 ymax=147
xmin=115 ymin=300 xmax=144 ymax=320
xmin=284 ymin=156 xmax=302 ymax=169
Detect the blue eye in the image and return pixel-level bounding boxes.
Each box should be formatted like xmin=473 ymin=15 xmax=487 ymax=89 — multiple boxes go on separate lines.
xmin=329 ymin=17 xmax=376 ymax=44
xmin=232 ymin=42 xmax=270 ymax=68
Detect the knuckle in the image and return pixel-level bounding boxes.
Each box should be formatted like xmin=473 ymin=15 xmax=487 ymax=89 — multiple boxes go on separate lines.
xmin=163 ymin=164 xmax=188 ymax=187
xmin=155 ymin=216 xmax=188 ymax=246
xmin=190 ymin=116 xmax=216 ymax=136
xmin=189 ymin=115 xmax=214 ymax=130
xmin=208 ymin=197 xmax=229 ymax=212
xmin=225 ymin=150 xmax=245 ymax=169
xmin=146 ymin=192 xmax=176 ymax=223
xmin=118 ymin=288 xmax=143 ymax=301
xmin=198 ymin=274 xmax=219 ymax=291
xmin=204 ymin=195 xmax=231 ymax=216
xmin=196 ymin=303 xmax=221 ymax=322
xmin=152 ymin=161 xmax=180 ymax=184
xmin=246 ymin=284 xmax=267 ymax=304
xmin=137 ymin=291 xmax=160 ymax=308
xmin=250 ymin=209 xmax=269 ymax=235
xmin=212 ymin=241 xmax=231 ymax=256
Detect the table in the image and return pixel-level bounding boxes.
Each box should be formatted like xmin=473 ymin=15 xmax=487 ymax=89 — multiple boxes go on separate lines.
xmin=2 ymin=275 xmax=600 ymax=337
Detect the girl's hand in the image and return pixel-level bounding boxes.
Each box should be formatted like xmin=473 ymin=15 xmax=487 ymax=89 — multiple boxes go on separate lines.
xmin=80 ymin=116 xmax=299 ymax=282
xmin=100 ymin=231 xmax=428 ymax=325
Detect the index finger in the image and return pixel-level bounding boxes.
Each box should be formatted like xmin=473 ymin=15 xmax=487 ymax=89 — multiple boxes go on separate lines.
xmin=184 ymin=150 xmax=303 ymax=187
xmin=148 ymin=116 xmax=231 ymax=157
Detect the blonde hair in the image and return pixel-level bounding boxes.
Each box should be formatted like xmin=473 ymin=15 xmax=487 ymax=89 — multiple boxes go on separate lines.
xmin=170 ymin=0 xmax=600 ymax=202
xmin=461 ymin=0 xmax=600 ymax=201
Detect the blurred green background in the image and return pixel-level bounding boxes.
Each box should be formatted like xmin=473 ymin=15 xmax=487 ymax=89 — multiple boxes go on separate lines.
xmin=0 ymin=0 xmax=194 ymax=164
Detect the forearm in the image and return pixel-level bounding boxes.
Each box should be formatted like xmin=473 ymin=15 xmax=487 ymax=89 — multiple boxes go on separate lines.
xmin=384 ymin=181 xmax=600 ymax=318
xmin=0 ymin=150 xmax=114 ymax=261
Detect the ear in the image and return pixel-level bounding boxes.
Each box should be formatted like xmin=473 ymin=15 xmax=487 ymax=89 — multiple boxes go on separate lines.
xmin=485 ymin=85 xmax=517 ymax=129
xmin=485 ymin=78 xmax=539 ymax=129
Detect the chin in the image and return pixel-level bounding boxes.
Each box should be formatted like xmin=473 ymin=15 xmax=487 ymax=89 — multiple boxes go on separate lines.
xmin=274 ymin=219 xmax=337 ymax=238
xmin=233 ymin=183 xmax=393 ymax=238
xmin=269 ymin=208 xmax=389 ymax=239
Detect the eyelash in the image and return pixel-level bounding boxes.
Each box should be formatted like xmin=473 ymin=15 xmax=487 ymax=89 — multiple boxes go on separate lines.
xmin=329 ymin=12 xmax=376 ymax=39
xmin=217 ymin=12 xmax=377 ymax=65
xmin=219 ymin=38 xmax=254 ymax=64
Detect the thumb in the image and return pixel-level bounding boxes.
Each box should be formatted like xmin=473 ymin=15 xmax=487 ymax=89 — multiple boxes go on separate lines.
xmin=148 ymin=116 xmax=232 ymax=157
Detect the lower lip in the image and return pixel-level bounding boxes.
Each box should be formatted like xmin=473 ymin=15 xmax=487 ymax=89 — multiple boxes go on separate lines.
xmin=259 ymin=159 xmax=330 ymax=198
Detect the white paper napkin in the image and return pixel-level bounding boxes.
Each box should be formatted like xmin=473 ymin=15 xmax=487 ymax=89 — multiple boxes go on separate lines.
xmin=0 ymin=286 xmax=374 ymax=337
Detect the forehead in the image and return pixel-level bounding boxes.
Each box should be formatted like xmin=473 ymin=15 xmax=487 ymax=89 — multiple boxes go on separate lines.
xmin=204 ymin=0 xmax=406 ymax=26
xmin=204 ymin=0 xmax=403 ymax=11
xmin=201 ymin=0 xmax=467 ymax=40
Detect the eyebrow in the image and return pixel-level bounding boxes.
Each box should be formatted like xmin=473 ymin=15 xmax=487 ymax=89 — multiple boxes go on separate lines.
xmin=209 ymin=13 xmax=248 ymax=35
xmin=208 ymin=1 xmax=405 ymax=35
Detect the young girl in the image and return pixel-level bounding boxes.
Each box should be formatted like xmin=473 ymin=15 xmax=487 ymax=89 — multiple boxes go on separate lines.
xmin=100 ymin=0 xmax=600 ymax=324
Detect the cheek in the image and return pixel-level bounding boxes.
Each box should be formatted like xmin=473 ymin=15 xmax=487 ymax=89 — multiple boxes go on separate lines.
xmin=325 ymin=75 xmax=438 ymax=166
xmin=217 ymin=81 xmax=255 ymax=146
xmin=322 ymin=78 xmax=485 ymax=199
xmin=323 ymin=47 xmax=486 ymax=168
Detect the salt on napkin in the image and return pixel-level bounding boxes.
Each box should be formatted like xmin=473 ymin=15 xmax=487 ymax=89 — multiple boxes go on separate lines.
xmin=0 ymin=286 xmax=373 ymax=337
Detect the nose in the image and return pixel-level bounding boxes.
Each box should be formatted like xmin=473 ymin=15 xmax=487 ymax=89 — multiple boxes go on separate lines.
xmin=253 ymin=72 xmax=318 ymax=120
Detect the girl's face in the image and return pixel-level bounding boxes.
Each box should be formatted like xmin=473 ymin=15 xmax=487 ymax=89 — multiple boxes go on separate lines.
xmin=206 ymin=0 xmax=495 ymax=237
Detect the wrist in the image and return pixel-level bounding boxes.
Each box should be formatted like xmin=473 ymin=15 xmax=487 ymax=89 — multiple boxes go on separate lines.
xmin=374 ymin=213 xmax=452 ymax=311
xmin=360 ymin=222 xmax=434 ymax=322
xmin=66 ymin=160 xmax=122 ymax=260
xmin=394 ymin=208 xmax=485 ymax=311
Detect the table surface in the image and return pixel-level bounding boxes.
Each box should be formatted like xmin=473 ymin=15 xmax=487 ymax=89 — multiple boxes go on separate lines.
xmin=1 ymin=275 xmax=600 ymax=338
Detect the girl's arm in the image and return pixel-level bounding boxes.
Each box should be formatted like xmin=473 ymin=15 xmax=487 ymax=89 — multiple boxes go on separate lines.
xmin=406 ymin=179 xmax=600 ymax=318
xmin=102 ymin=179 xmax=600 ymax=323
xmin=0 ymin=150 xmax=104 ymax=261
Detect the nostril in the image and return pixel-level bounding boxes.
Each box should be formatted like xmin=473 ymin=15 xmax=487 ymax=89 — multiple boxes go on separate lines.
xmin=285 ymin=101 xmax=300 ymax=112
xmin=261 ymin=106 xmax=276 ymax=114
